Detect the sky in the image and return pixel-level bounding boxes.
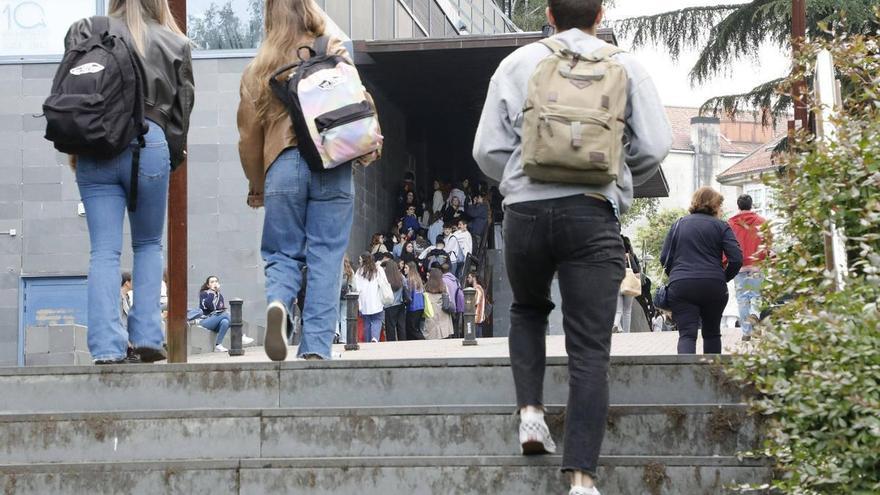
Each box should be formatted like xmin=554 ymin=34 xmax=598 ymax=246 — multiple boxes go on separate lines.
xmin=604 ymin=0 xmax=791 ymax=107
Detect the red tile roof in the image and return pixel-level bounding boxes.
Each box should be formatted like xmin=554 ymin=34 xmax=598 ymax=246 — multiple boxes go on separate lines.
xmin=665 ymin=107 xmax=782 ymax=156
xmin=716 ymin=136 xmax=786 ymax=181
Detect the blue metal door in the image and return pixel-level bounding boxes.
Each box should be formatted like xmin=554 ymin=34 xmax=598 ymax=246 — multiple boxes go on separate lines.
xmin=19 ymin=277 xmax=88 ymax=365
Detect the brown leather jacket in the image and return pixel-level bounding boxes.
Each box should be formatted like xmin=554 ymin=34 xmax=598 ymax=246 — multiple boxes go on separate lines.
xmin=65 ymin=17 xmax=195 ymax=169
xmin=237 ymin=36 xmax=378 ymax=207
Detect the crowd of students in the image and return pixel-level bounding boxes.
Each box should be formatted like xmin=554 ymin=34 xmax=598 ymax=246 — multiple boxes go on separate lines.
xmin=340 ymin=174 xmax=492 ymax=343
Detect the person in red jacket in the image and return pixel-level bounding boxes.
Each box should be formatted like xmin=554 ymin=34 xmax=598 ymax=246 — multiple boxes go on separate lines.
xmin=729 ymin=195 xmax=768 ymax=341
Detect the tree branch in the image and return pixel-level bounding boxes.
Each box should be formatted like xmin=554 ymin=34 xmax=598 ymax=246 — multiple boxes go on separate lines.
xmin=688 ymin=0 xmax=790 ymax=84
xmin=613 ymin=5 xmax=741 ymax=60
xmin=699 ymin=77 xmax=791 ymax=127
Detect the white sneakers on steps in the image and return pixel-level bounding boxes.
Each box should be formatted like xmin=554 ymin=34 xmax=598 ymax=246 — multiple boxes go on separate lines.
xmin=519 ymin=412 xmax=557 ymax=455
xmin=569 ymin=486 xmax=601 ymax=495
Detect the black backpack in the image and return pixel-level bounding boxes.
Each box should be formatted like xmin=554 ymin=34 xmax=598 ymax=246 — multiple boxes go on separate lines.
xmin=43 ymin=16 xmax=147 ymax=211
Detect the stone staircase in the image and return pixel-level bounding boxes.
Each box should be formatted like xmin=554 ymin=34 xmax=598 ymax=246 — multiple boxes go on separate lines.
xmin=0 ymin=355 xmax=769 ymax=494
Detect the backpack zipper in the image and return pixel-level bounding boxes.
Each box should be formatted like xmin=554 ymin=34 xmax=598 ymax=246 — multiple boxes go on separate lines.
xmin=317 ymin=108 xmax=375 ymax=134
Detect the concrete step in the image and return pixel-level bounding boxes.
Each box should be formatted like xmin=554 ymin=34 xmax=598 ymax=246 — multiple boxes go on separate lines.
xmin=0 ymin=405 xmax=759 ymax=465
xmin=0 ymin=456 xmax=771 ymax=495
xmin=0 ymin=356 xmax=745 ymax=413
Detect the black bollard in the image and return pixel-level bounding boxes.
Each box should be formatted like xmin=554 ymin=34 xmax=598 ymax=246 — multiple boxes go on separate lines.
xmin=228 ymin=299 xmax=245 ymax=356
xmin=344 ymin=292 xmax=360 ymax=351
xmin=462 ymin=288 xmax=477 ymax=346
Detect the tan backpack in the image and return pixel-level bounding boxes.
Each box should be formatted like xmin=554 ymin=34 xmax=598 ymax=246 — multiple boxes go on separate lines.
xmin=522 ymin=40 xmax=628 ymax=186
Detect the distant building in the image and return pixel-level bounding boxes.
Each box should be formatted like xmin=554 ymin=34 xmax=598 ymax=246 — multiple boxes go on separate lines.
xmin=658 ymin=107 xmax=783 ymax=216
xmin=716 ymin=136 xmax=785 ymax=221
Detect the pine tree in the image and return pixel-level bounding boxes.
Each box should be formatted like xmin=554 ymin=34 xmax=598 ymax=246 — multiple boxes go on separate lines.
xmin=614 ymin=0 xmax=878 ymax=120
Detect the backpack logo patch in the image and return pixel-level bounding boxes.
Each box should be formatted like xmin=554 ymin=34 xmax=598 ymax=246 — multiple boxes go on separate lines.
xmin=70 ymin=63 xmax=105 ymax=76
xmin=317 ymin=74 xmax=344 ymax=90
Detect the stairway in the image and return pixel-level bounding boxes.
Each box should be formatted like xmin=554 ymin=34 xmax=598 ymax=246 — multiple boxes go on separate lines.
xmin=0 ymin=355 xmax=769 ymax=494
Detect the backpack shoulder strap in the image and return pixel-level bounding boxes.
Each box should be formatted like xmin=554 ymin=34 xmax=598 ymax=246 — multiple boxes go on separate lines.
xmin=314 ymin=36 xmax=330 ymax=57
xmin=589 ymin=44 xmax=625 ymax=61
xmin=90 ymin=16 xmax=111 ymax=38
xmin=538 ymin=38 xmax=567 ymax=55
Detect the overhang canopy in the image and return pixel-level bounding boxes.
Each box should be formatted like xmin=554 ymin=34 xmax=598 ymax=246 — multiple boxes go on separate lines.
xmin=353 ymin=29 xmax=668 ymax=198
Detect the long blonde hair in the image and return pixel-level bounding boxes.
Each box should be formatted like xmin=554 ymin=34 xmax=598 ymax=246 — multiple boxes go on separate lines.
xmin=108 ymin=0 xmax=186 ymax=55
xmin=249 ymin=0 xmax=326 ymax=122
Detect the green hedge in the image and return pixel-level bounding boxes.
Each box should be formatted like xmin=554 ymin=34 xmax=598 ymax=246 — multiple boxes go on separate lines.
xmin=724 ymin=22 xmax=880 ymax=495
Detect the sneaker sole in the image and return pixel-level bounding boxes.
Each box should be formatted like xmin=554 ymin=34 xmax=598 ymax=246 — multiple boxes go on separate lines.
xmin=265 ymin=304 xmax=288 ymax=362
xmin=521 ymin=440 xmax=554 ymax=455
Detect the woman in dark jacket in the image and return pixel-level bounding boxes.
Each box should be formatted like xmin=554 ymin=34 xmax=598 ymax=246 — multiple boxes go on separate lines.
xmin=660 ymin=187 xmax=743 ymax=354
xmin=613 ymin=235 xmax=641 ymax=333
xmin=66 ymin=0 xmax=194 ymax=364
xmin=199 ymin=276 xmax=254 ymax=352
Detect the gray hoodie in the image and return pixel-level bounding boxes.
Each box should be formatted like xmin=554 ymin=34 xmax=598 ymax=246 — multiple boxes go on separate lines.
xmin=472 ymin=29 xmax=672 ymax=214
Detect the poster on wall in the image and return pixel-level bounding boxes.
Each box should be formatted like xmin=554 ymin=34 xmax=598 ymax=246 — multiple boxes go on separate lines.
xmin=0 ymin=0 xmax=95 ymax=58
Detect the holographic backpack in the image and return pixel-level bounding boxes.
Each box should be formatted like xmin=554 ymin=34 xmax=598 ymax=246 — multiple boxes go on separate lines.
xmin=269 ymin=36 xmax=383 ymax=172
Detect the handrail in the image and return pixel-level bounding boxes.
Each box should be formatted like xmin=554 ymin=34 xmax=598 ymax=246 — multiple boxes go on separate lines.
xmin=447 ymin=0 xmax=520 ymax=34
xmin=396 ymin=0 xmax=431 ymax=37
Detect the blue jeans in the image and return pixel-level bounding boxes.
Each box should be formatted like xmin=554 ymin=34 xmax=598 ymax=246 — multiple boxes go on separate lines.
xmin=362 ymin=312 xmax=383 ymax=342
xmin=262 ymin=148 xmax=353 ymax=359
xmin=200 ymin=313 xmax=230 ymax=346
xmin=336 ymin=299 xmax=347 ymax=344
xmin=76 ymin=121 xmax=169 ymax=361
xmin=734 ymin=270 xmax=763 ymax=335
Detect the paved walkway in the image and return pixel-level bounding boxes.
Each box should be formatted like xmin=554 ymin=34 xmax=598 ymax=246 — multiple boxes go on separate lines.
xmin=187 ymin=328 xmax=746 ymax=364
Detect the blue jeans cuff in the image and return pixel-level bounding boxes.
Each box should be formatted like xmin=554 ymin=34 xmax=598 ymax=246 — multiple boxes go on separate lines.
xmin=92 ymin=353 xmax=126 ymax=362
xmin=297 ymin=351 xmax=333 ymax=360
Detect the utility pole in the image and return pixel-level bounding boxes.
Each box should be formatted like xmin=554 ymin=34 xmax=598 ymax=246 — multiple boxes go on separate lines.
xmin=790 ymin=0 xmax=809 ymax=132
xmin=167 ymin=0 xmax=188 ymax=363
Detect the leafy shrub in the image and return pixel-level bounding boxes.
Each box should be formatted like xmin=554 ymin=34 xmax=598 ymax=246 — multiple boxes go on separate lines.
xmin=725 ymin=22 xmax=880 ymax=495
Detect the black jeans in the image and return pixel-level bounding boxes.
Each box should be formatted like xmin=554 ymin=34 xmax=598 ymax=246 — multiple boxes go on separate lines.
xmin=405 ymin=310 xmax=425 ymax=340
xmin=384 ymin=304 xmax=406 ymax=341
xmin=668 ymin=278 xmax=728 ymax=354
xmin=504 ymin=195 xmax=624 ymax=477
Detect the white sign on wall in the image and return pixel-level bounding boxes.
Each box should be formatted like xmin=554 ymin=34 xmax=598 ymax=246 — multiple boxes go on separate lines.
xmin=0 ymin=0 xmax=95 ymax=58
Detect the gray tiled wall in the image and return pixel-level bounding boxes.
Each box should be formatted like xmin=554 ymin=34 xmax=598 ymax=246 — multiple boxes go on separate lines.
xmin=0 ymin=57 xmax=413 ymax=366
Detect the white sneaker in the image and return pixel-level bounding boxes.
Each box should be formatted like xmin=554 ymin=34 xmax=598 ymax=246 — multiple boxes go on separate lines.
xmin=265 ymin=301 xmax=289 ymax=362
xmin=370 ymin=338 xmax=378 ymax=343
xmin=569 ymin=486 xmax=600 ymax=495
xmin=519 ymin=413 xmax=557 ymax=455
xmin=214 ymin=344 xmax=228 ymax=353
xmin=241 ymin=335 xmax=255 ymax=346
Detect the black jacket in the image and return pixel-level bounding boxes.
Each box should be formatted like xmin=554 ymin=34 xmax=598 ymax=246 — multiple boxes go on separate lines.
xmin=65 ymin=17 xmax=195 ymax=169
xmin=660 ymin=213 xmax=743 ymax=283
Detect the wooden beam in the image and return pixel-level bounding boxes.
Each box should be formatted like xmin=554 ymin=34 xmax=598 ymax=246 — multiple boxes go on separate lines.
xmin=166 ymin=0 xmax=188 ymax=363
xmin=791 ymin=0 xmax=809 ymax=131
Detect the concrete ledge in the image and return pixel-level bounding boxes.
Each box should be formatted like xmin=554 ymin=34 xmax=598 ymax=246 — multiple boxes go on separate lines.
xmin=0 ymin=353 xmax=730 ymax=377
xmin=0 ymin=455 xmax=771 ymax=473
xmin=0 ymin=403 xmax=749 ymax=422
xmin=0 ymin=405 xmax=759 ymax=463
xmin=0 ymin=457 xmax=771 ymax=495
xmin=0 ymin=360 xmax=744 ymax=413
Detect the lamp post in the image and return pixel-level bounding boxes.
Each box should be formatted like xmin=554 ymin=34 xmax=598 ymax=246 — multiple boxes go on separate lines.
xmin=228 ymin=299 xmax=245 ymax=356
xmin=344 ymin=292 xmax=360 ymax=351
xmin=462 ymin=288 xmax=477 ymax=346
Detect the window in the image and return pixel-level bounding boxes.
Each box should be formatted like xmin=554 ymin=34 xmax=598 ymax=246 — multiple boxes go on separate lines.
xmin=187 ymin=0 xmax=263 ymax=51
xmin=744 ymin=184 xmax=772 ymax=218
xmin=0 ymin=0 xmax=101 ymax=61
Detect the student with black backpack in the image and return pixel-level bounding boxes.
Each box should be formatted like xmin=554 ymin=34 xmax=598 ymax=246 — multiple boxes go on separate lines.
xmin=45 ymin=0 xmax=194 ymax=365
xmin=238 ymin=0 xmax=381 ymax=362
